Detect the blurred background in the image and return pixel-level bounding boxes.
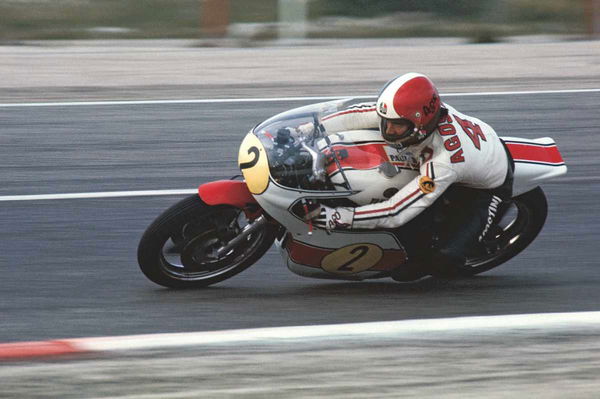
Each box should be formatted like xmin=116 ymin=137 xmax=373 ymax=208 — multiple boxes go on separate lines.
xmin=0 ymin=0 xmax=598 ymax=44
xmin=2 ymin=2 xmax=600 ymax=396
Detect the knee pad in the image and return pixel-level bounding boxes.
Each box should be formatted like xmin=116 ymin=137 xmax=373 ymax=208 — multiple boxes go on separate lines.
xmin=430 ymin=247 xmax=465 ymax=270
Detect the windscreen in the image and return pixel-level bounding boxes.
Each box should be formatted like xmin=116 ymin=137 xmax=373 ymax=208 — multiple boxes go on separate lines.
xmin=251 ymin=98 xmax=366 ymax=191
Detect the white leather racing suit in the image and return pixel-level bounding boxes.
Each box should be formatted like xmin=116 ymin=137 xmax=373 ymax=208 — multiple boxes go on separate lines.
xmin=320 ymin=102 xmax=510 ymax=230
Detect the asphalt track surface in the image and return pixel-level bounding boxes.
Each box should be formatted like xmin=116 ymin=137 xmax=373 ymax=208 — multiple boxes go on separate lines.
xmin=1 ymin=89 xmax=599 ymax=345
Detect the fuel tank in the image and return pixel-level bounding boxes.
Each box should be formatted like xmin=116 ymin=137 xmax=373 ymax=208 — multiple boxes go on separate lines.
xmin=317 ymin=130 xmax=419 ymax=205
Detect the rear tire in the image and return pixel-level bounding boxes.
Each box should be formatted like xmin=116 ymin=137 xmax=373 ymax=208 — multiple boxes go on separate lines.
xmin=137 ymin=195 xmax=276 ymax=288
xmin=460 ymin=187 xmax=548 ymax=276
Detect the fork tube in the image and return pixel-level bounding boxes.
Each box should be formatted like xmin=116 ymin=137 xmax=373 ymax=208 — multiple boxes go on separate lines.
xmin=216 ymin=215 xmax=267 ymax=257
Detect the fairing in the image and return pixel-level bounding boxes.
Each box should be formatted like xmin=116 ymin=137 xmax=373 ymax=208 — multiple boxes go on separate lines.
xmin=502 ymin=136 xmax=567 ymax=196
xmin=239 ymin=98 xmax=419 ymax=280
xmin=198 ymin=180 xmax=257 ymax=209
xmin=232 ymin=100 xmax=567 ymax=280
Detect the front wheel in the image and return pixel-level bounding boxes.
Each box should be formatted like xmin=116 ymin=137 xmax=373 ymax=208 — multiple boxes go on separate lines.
xmin=137 ymin=195 xmax=277 ymax=288
xmin=461 ymin=186 xmax=548 ymax=276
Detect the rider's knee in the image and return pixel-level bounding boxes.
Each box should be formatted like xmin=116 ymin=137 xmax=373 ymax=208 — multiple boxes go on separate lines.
xmin=429 ymin=247 xmax=466 ymax=277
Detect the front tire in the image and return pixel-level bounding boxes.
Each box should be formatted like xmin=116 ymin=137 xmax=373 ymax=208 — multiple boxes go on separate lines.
xmin=138 ymin=195 xmax=276 ymax=288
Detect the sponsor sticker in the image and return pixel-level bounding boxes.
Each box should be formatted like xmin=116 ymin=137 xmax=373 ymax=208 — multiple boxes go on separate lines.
xmin=418 ymin=176 xmax=435 ymax=194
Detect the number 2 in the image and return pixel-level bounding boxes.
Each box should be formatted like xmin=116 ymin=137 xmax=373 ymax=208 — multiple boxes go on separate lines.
xmin=337 ymin=245 xmax=369 ymax=272
xmin=239 ymin=146 xmax=260 ymax=169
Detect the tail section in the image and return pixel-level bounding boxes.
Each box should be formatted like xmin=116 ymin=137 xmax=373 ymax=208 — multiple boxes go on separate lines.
xmin=502 ymin=137 xmax=567 ymax=196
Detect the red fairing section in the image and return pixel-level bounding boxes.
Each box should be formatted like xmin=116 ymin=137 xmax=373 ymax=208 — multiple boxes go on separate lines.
xmin=198 ymin=180 xmax=257 ymax=209
xmin=325 ymin=143 xmax=388 ymax=174
xmin=505 ymin=142 xmax=565 ymax=166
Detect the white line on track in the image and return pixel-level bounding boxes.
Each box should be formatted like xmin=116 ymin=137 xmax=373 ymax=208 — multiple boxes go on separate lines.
xmin=0 ymin=88 xmax=599 ymax=108
xmin=4 ymin=311 xmax=600 ymax=359
xmin=0 ymin=312 xmax=600 ymax=361
xmin=0 ymin=96 xmax=360 ymax=108
xmin=0 ymin=189 xmax=197 ymax=202
xmin=55 ymin=311 xmax=600 ymax=351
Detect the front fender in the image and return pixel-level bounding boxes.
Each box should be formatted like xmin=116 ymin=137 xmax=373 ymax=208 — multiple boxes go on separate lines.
xmin=198 ymin=180 xmax=258 ymax=209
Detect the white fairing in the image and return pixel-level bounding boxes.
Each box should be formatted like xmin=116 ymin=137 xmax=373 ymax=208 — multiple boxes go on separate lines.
xmin=266 ymin=136 xmax=565 ymax=280
xmin=250 ymin=136 xmax=413 ymax=280
xmin=501 ymin=136 xmax=568 ymax=196
xmin=254 ymin=178 xmax=408 ymax=280
xmin=242 ymin=99 xmax=566 ymax=281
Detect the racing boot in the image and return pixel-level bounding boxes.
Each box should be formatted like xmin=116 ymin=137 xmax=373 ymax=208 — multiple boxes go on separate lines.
xmin=391 ymin=263 xmax=429 ymax=282
xmin=428 ymin=249 xmax=472 ymax=279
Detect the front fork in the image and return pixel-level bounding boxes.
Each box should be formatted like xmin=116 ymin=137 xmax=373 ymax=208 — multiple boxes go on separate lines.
xmin=198 ymin=179 xmax=282 ymax=257
xmin=216 ymin=215 xmax=268 ymax=257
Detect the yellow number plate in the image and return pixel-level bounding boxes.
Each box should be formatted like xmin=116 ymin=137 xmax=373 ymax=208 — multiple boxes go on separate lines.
xmin=321 ymin=243 xmax=383 ymax=274
xmin=238 ymin=133 xmax=270 ymax=195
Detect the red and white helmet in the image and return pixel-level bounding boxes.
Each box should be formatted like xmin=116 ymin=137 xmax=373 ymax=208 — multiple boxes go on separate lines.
xmin=376 ymin=73 xmax=441 ymax=147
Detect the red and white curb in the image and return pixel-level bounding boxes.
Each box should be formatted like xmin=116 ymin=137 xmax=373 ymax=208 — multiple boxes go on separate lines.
xmin=3 ymin=311 xmax=600 ymax=360
xmin=0 ymin=340 xmax=85 ymax=360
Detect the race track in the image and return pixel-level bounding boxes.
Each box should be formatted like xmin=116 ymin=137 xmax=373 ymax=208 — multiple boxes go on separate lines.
xmin=1 ymin=90 xmax=599 ymax=344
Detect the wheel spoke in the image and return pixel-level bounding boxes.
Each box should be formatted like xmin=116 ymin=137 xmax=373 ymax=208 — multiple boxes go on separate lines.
xmin=159 ymin=211 xmax=267 ymax=280
xmin=138 ymin=195 xmax=277 ymax=288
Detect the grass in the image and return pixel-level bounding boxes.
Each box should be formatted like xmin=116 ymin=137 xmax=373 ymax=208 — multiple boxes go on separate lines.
xmin=0 ymin=0 xmax=585 ymax=41
xmin=0 ymin=0 xmax=202 ymax=40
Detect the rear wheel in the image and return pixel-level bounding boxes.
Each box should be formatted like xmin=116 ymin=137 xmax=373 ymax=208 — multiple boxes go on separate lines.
xmin=137 ymin=195 xmax=276 ymax=288
xmin=461 ymin=187 xmax=548 ymax=276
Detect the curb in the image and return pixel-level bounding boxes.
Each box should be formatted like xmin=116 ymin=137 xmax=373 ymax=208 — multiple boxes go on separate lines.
xmin=0 ymin=340 xmax=88 ymax=360
xmin=3 ymin=311 xmax=600 ymax=361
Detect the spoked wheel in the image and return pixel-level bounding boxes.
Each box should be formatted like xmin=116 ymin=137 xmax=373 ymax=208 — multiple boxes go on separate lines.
xmin=461 ymin=187 xmax=548 ymax=276
xmin=138 ymin=195 xmax=276 ymax=288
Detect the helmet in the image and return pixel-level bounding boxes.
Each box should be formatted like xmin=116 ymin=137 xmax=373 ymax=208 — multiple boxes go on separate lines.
xmin=376 ymin=73 xmax=441 ymax=148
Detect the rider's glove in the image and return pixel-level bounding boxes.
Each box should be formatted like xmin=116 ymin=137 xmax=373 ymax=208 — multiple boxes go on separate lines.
xmin=311 ymin=205 xmax=354 ymax=232
xmin=295 ymin=122 xmax=315 ymax=138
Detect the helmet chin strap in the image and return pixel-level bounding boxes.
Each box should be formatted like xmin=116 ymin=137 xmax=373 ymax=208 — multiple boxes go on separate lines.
xmin=387 ymin=127 xmax=423 ymax=150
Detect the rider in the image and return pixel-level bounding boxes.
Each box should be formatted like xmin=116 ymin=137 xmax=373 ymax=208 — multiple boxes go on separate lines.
xmin=307 ymin=72 xmax=514 ymax=278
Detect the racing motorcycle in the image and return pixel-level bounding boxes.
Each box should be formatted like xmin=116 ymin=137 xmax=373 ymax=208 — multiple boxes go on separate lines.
xmin=137 ymin=98 xmax=567 ymax=288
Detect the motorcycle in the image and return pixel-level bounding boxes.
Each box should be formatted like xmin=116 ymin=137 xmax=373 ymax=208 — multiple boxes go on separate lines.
xmin=137 ymin=98 xmax=567 ymax=288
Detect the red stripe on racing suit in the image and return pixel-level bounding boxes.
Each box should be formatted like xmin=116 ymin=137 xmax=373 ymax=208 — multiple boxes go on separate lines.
xmin=353 ymin=156 xmax=458 ymax=229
